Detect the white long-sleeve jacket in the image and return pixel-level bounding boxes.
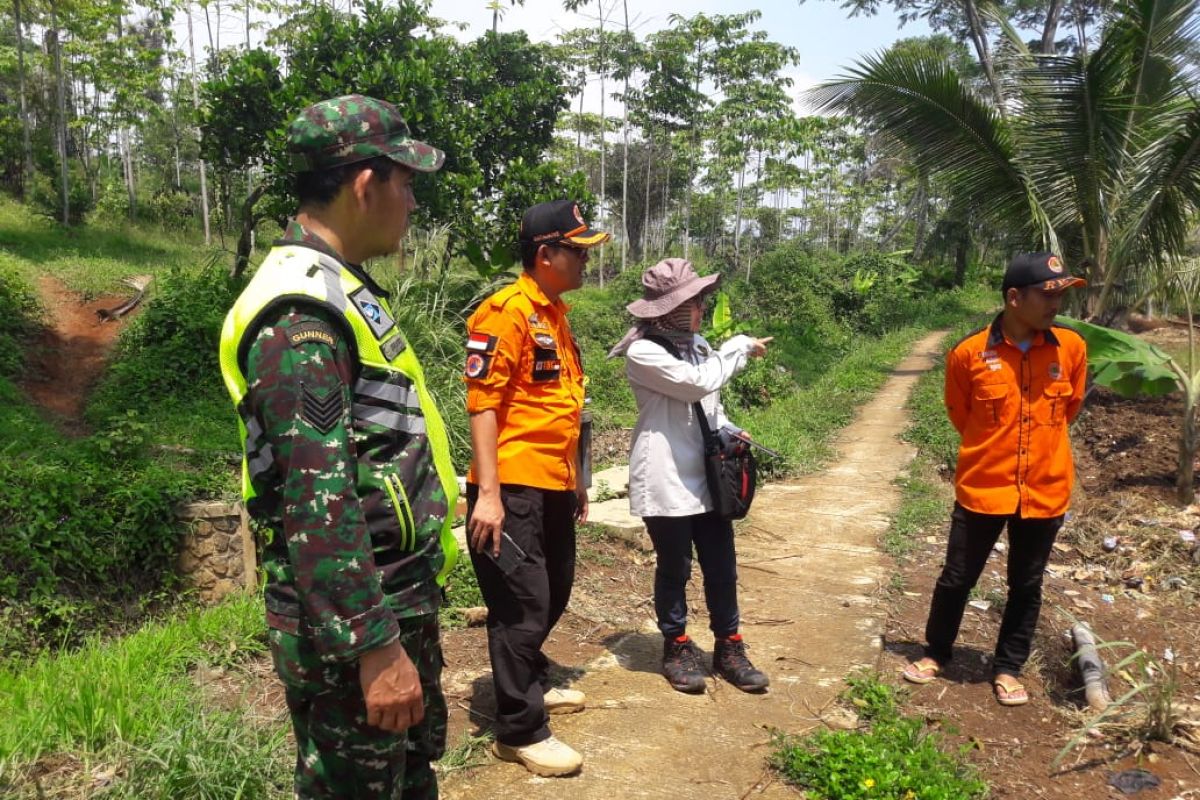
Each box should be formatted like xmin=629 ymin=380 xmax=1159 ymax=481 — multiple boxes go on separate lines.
xmin=625 ymin=333 xmax=757 ymax=518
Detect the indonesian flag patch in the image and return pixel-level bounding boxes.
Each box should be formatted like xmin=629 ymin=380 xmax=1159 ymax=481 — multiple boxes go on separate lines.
xmin=466 ymin=332 xmax=498 ymax=353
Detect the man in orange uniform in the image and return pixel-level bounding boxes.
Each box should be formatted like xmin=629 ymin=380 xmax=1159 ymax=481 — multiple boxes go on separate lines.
xmin=903 ymin=253 xmax=1088 ymax=707
xmin=464 ymin=199 xmax=609 ymax=776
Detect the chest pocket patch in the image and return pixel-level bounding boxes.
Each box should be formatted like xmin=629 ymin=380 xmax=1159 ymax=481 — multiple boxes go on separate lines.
xmin=973 ymin=383 xmax=1008 ymax=427
xmin=532 ymin=344 xmax=561 ymax=381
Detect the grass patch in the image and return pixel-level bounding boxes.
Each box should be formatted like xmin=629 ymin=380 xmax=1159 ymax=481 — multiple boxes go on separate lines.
xmin=436 ymin=730 xmax=494 ymax=776
xmin=0 ymin=594 xmax=273 ymax=786
xmin=884 ymin=466 xmax=951 ymax=559
xmin=737 ymin=285 xmax=992 ymax=478
xmin=771 ymin=673 xmax=988 ymax=799
xmin=0 ymin=196 xmax=214 ymax=298
xmin=439 ymin=556 xmax=484 ymax=630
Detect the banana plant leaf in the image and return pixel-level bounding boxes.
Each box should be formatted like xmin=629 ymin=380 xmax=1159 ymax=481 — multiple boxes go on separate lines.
xmin=706 ymin=291 xmax=735 ymax=342
xmin=1057 ymin=316 xmax=1180 ymax=398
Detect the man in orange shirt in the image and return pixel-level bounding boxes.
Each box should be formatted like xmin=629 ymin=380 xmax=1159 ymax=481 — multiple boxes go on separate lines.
xmin=464 ymin=199 xmax=608 ymax=776
xmin=903 ymin=253 xmax=1088 ymax=707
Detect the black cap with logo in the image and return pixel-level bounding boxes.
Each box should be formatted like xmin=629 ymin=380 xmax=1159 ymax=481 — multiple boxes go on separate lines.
xmin=519 ymin=199 xmax=611 ymax=248
xmin=1002 ymin=252 xmax=1087 ymax=293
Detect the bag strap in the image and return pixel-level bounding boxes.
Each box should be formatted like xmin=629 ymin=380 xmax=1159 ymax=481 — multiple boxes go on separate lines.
xmin=643 ymin=334 xmax=720 ymax=454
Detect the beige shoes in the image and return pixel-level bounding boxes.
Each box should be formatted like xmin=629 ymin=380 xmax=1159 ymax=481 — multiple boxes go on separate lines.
xmin=544 ymin=686 xmax=586 ymax=714
xmin=492 ymin=735 xmax=583 ymax=776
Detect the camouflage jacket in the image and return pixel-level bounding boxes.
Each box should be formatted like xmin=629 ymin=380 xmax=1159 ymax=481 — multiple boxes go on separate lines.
xmin=223 ymin=221 xmax=454 ymax=662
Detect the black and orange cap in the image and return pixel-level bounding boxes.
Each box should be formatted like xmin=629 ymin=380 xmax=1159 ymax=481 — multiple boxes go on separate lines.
xmin=519 ymin=199 xmax=610 ymax=248
xmin=1002 ymin=252 xmax=1087 ymax=293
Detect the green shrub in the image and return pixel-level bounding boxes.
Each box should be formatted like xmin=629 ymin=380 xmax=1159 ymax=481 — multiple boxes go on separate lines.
xmin=0 ymin=448 xmax=194 ymax=603
xmin=0 ymin=265 xmax=40 ymax=377
xmin=28 ymin=169 xmax=95 ymax=226
xmin=91 ymin=259 xmax=243 ymax=418
xmin=725 ymin=352 xmax=794 ymax=411
xmin=771 ymin=674 xmax=988 ymax=800
xmin=740 ymin=242 xmax=844 ymax=344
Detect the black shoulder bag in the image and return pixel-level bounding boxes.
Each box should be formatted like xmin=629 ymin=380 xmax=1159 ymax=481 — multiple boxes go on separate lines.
xmin=643 ymin=335 xmax=757 ymax=521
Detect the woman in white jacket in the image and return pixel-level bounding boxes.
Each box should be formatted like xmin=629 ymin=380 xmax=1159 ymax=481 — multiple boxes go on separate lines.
xmin=608 ymin=258 xmax=772 ymax=694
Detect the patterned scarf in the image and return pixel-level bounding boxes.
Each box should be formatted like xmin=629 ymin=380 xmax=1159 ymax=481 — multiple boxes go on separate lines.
xmin=607 ymin=303 xmax=696 ymax=359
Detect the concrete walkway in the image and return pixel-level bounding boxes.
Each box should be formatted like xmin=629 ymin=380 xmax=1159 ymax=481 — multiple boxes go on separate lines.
xmin=442 ymin=330 xmax=948 ymax=800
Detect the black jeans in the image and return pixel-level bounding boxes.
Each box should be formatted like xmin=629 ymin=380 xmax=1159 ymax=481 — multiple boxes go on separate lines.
xmin=924 ymin=502 xmax=1063 ymax=677
xmin=644 ymin=511 xmax=740 ymax=640
xmin=466 ymin=483 xmax=576 ymax=747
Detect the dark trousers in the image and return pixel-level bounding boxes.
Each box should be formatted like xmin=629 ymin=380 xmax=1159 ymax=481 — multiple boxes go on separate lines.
xmin=644 ymin=511 xmax=740 ymax=640
xmin=466 ymin=483 xmax=577 ymax=747
xmin=924 ymin=502 xmax=1063 ymax=677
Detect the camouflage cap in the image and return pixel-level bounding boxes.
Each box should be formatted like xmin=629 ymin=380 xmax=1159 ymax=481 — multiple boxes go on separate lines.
xmin=286 ymin=94 xmax=445 ymax=174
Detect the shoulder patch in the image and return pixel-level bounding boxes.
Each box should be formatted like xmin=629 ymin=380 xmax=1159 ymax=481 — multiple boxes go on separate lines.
xmin=287 ymin=321 xmax=338 ymax=350
xmin=466 ymin=332 xmax=499 ymax=354
xmin=349 ymin=285 xmax=396 ymax=339
xmin=300 ymin=383 xmax=344 ymax=434
xmin=465 ymin=352 xmax=492 ymax=380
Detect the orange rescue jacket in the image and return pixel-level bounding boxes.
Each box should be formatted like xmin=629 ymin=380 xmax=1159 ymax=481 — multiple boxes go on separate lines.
xmin=945 ymin=316 xmax=1087 ymax=518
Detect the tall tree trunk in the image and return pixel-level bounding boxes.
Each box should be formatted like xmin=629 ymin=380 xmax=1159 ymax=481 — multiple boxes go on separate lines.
xmin=619 ymin=0 xmax=630 ymax=272
xmin=233 ymin=184 xmax=268 ymax=278
xmin=117 ymin=14 xmax=136 ymax=220
xmin=597 ymin=2 xmax=607 ymax=286
xmin=642 ymin=131 xmax=653 ymax=261
xmin=246 ymin=0 xmax=252 ymax=47
xmin=733 ymin=143 xmax=747 ymax=273
xmin=683 ymin=42 xmax=701 ymax=262
xmin=660 ymin=147 xmax=670 ymax=255
xmin=14 ymin=0 xmax=33 ymax=200
xmin=188 ymin=5 xmax=212 ymax=244
xmin=1072 ymin=0 xmax=1089 ymax=57
xmin=1178 ymin=289 xmax=1198 ymax=504
xmin=954 ymin=230 xmax=970 ymax=288
xmin=963 ymin=0 xmax=1005 ymax=115
xmin=50 ymin=0 xmax=70 ymax=225
xmin=1040 ymin=0 xmax=1063 ymax=54
xmin=575 ymin=84 xmax=584 ymax=169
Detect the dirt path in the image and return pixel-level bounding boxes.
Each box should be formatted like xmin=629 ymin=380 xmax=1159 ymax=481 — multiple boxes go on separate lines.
xmin=441 ymin=330 xmax=948 ymax=799
xmin=20 ymin=275 xmax=132 ymax=431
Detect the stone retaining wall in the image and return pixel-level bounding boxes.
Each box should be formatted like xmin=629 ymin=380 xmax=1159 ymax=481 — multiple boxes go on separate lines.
xmin=175 ymin=500 xmax=256 ymax=603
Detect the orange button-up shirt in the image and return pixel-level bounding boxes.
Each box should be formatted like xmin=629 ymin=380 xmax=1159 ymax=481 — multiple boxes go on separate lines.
xmin=464 ymin=272 xmax=585 ymax=491
xmin=946 ymin=316 xmax=1087 ymax=518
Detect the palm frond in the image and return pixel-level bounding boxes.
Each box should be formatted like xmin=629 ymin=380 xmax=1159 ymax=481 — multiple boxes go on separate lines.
xmin=808 ymin=49 xmax=1045 ymax=239
xmin=1111 ymin=100 xmax=1200 ymax=274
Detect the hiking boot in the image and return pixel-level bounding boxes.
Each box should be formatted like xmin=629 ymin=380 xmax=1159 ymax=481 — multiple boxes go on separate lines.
xmin=492 ymin=735 xmax=583 ymax=777
xmin=713 ymin=634 xmax=770 ymax=692
xmin=662 ymin=634 xmax=707 ymax=694
xmin=544 ymin=686 xmax=586 ymax=714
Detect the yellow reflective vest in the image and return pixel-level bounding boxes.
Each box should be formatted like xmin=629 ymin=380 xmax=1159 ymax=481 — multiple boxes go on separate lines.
xmin=219 ymin=244 xmax=459 ymax=587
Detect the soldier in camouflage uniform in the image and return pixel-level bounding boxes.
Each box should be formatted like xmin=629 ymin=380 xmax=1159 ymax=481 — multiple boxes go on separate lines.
xmin=218 ymin=95 xmax=460 ymax=800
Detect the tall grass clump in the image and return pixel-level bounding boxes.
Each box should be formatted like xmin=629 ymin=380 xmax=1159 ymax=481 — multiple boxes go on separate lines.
xmin=771 ymin=673 xmax=988 ymax=799
xmin=0 ymin=594 xmax=266 ymax=768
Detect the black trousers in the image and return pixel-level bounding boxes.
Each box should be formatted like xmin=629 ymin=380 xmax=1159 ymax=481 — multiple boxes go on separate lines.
xmin=466 ymin=483 xmax=576 ymax=747
xmin=924 ymin=502 xmax=1063 ymax=677
xmin=644 ymin=512 xmax=740 ymax=639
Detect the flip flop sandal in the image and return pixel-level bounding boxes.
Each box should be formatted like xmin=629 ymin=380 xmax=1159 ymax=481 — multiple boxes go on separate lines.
xmin=993 ymin=676 xmax=1029 ymax=706
xmin=901 ymin=657 xmax=941 ymax=685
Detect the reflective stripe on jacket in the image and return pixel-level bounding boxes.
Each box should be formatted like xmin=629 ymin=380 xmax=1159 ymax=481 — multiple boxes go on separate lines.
xmin=219 ymin=244 xmax=459 ymax=590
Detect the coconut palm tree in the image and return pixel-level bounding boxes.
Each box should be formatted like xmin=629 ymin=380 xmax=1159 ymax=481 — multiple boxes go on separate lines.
xmin=809 ymin=0 xmax=1200 ymax=319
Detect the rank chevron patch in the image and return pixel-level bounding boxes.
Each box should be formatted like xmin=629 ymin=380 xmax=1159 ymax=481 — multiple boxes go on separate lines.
xmin=301 ymin=384 xmax=343 ymax=434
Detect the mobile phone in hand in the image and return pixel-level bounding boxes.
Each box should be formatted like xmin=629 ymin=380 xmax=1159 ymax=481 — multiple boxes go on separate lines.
xmin=483 ymin=531 xmax=528 ymax=576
